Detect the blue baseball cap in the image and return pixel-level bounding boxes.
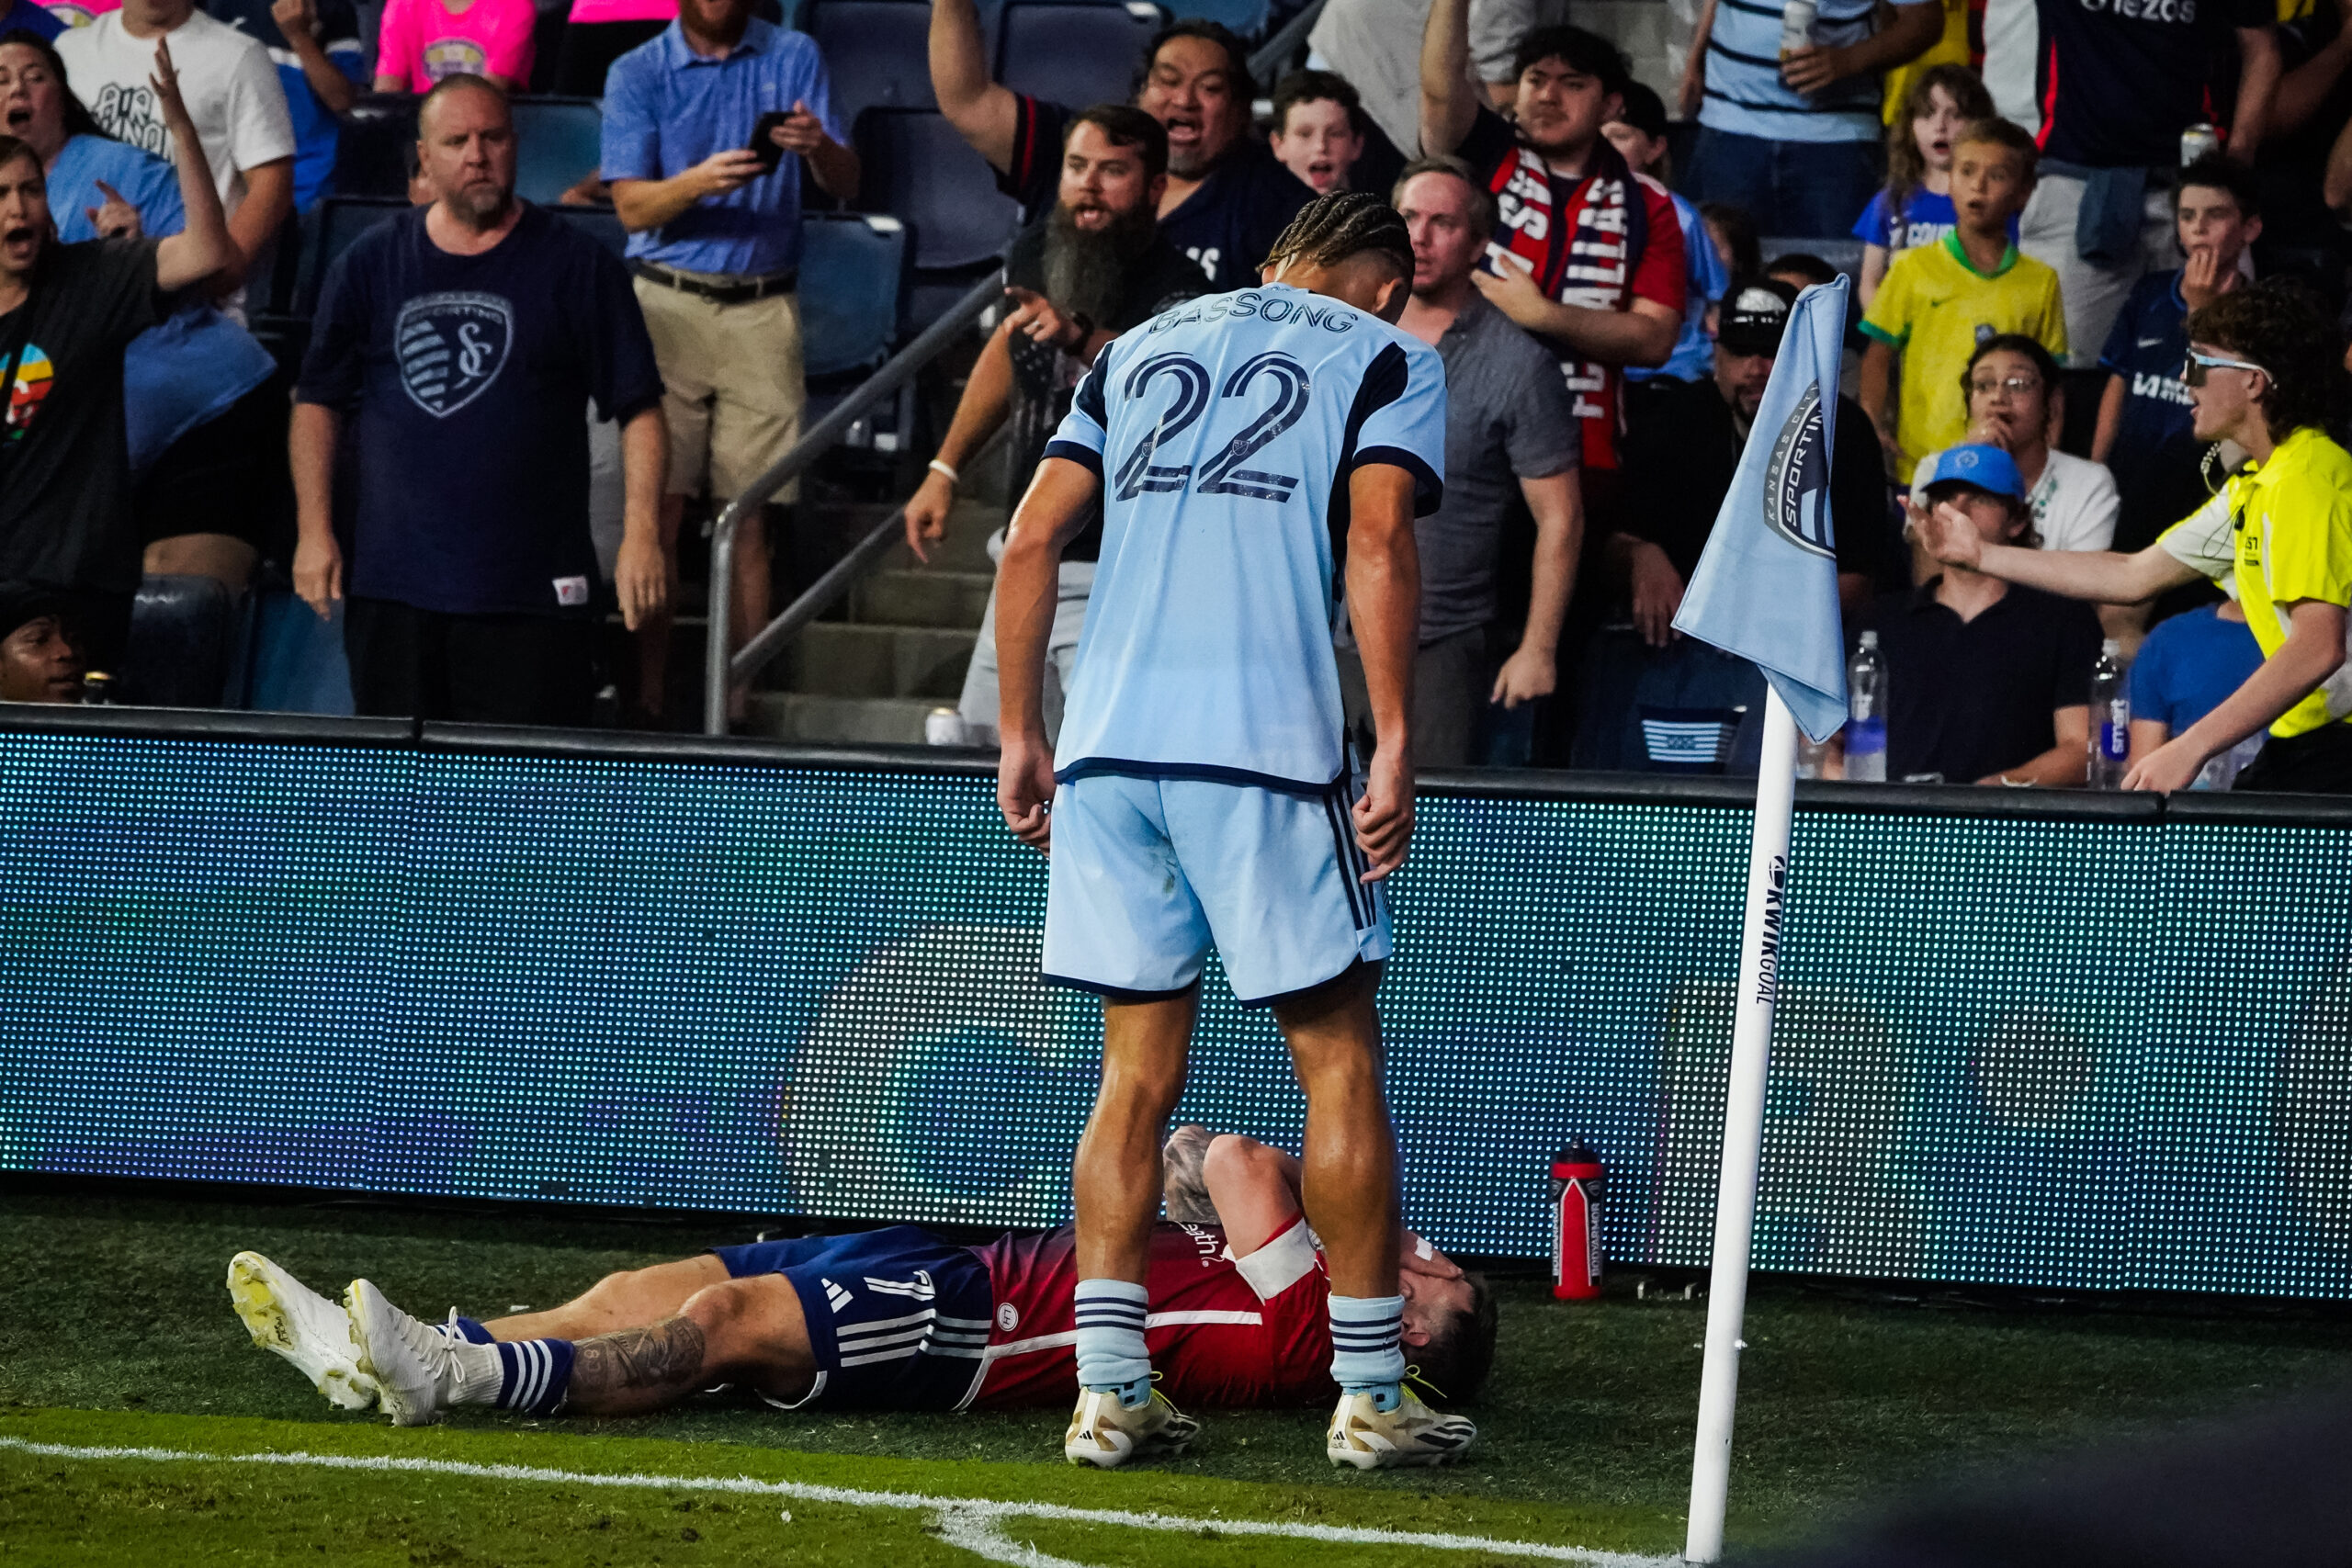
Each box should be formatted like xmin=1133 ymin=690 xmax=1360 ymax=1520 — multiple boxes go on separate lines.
xmin=1918 ymin=443 xmax=2026 ymax=501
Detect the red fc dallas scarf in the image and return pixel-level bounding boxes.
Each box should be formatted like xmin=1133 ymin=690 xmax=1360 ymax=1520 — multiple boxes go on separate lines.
xmin=1483 ymin=137 xmax=1650 ymax=470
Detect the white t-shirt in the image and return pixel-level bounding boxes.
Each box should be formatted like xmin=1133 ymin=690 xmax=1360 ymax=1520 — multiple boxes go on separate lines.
xmin=1979 ymin=0 xmax=2041 ymax=136
xmin=1914 ymin=447 xmax=2120 ymax=553
xmin=58 ymin=9 xmax=296 ymax=220
xmin=1306 ymin=0 xmax=1566 ymax=154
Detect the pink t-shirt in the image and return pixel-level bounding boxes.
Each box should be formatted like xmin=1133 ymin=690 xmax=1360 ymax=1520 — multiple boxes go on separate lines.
xmin=40 ymin=0 xmax=121 ymax=26
xmin=374 ymin=0 xmax=537 ymax=90
xmin=566 ymin=0 xmax=672 ymax=25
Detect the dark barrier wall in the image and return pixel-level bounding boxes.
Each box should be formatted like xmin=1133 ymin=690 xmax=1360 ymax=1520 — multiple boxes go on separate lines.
xmin=5 ymin=711 xmax=2351 ymax=1299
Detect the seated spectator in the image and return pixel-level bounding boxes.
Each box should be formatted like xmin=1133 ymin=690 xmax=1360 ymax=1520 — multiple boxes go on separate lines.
xmin=0 ymin=587 xmax=86 ymax=703
xmin=1765 ymin=250 xmax=1838 ymax=291
xmin=1608 ymin=82 xmax=1729 ymax=388
xmin=1307 ymin=0 xmax=1566 ymax=149
xmin=369 ymin=0 xmax=534 ymax=91
xmin=198 ymin=0 xmax=359 ymax=212
xmin=0 ymin=0 xmax=62 ymax=40
xmin=553 ymin=0 xmax=672 ymax=97
xmin=0 ymin=39 xmax=232 ymax=674
xmin=1416 ymin=13 xmax=1685 ymax=521
xmin=1860 ymin=118 xmax=2064 ymax=479
xmin=2 ymin=31 xmax=280 ymax=597
xmin=1268 ymin=69 xmax=1365 ymax=197
xmin=1854 ymin=63 xmax=1996 ymax=307
xmin=901 ymin=107 xmax=1205 ymax=745
xmin=1857 ymin=445 xmax=2099 ymax=784
xmin=1702 ymin=199 xmax=1759 ymax=280
xmin=933 ymin=0 xmax=1310 ymax=290
xmin=1917 ymin=335 xmax=2117 ymax=557
xmin=1350 ymin=154 xmax=1580 ymax=767
xmin=2127 ymin=595 xmax=2267 ymax=788
xmin=1676 ymin=0 xmax=1942 ymax=239
xmin=2095 ymin=157 xmax=2263 ymax=595
xmin=290 ymin=75 xmax=669 ymax=726
xmin=603 ymin=0 xmax=856 ymax=724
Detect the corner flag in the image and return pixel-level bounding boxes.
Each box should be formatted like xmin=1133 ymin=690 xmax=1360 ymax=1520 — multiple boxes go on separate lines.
xmin=1671 ymin=277 xmax=1851 ymax=743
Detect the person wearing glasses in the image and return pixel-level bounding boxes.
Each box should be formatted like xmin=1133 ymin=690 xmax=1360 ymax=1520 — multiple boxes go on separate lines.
xmin=1917 ymin=280 xmax=2352 ymax=795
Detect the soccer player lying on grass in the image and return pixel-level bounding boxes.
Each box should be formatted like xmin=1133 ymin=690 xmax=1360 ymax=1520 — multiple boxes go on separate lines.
xmin=228 ymin=1131 xmax=1496 ymax=1471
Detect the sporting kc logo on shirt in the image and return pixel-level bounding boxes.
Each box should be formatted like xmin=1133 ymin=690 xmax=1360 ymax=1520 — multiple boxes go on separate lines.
xmin=397 ymin=292 xmax=514 ymax=417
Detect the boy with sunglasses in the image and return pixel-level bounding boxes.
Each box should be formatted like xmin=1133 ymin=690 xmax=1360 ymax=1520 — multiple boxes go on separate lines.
xmin=1917 ymin=281 xmax=2352 ymax=795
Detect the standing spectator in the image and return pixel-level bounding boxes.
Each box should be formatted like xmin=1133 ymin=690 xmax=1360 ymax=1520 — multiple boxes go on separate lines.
xmin=57 ymin=0 xmax=293 ymax=319
xmin=1918 ymin=336 xmax=2117 ymax=556
xmin=1606 ymin=81 xmax=1730 ymax=388
xmin=2095 ymin=157 xmax=2262 ymax=581
xmin=1916 ymin=283 xmax=2352 ymax=794
xmin=1853 ymin=64 xmax=1996 ymax=307
xmin=200 ymin=0 xmax=359 ymax=213
xmin=0 ymin=39 xmax=232 ymax=672
xmin=1268 ymin=70 xmax=1367 ymax=197
xmin=369 ymin=0 xmax=534 ymax=90
xmin=1859 ymin=445 xmax=2100 ymax=784
xmin=0 ymin=587 xmax=87 ymax=703
xmin=932 ymin=2 xmax=1309 ymax=290
xmin=601 ymin=0 xmax=856 ymax=724
xmin=1860 ymin=118 xmax=2064 ymax=477
xmin=1306 ymin=0 xmax=1566 ymax=149
xmin=1675 ymin=0 xmax=1942 ymax=238
xmin=553 ymin=0 xmax=671 ymax=96
xmin=903 ymin=107 xmax=1205 ymax=745
xmin=2261 ymin=0 xmax=2352 ymax=285
xmin=1417 ymin=14 xmax=1685 ymax=515
xmin=0 ymin=0 xmax=62 ymax=39
xmin=291 ymin=76 xmax=670 ymax=726
xmin=5 ymin=30 xmax=279 ymax=595
xmin=2126 ymin=597 xmax=2267 ymax=787
xmin=1977 ymin=0 xmax=2038 ymax=135
xmin=2018 ymin=0 xmax=2278 ymax=365
xmin=1363 ymin=154 xmax=1581 ymax=766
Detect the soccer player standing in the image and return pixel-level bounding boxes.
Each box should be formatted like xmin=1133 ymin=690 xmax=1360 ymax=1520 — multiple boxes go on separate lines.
xmin=992 ymin=192 xmax=1473 ymax=1469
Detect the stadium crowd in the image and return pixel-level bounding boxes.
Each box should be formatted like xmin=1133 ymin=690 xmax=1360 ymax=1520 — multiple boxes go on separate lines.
xmin=6 ymin=0 xmax=2352 ymax=788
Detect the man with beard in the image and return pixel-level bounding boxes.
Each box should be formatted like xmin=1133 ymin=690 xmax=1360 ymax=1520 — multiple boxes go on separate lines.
xmin=931 ymin=0 xmax=1309 ymax=291
xmin=290 ymin=75 xmax=671 ymax=727
xmin=0 ymin=38 xmax=232 ymax=675
xmin=906 ymin=106 xmax=1204 ymax=746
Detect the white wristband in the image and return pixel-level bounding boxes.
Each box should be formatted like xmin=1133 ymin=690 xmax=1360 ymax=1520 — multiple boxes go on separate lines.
xmin=928 ymin=458 xmax=960 ymax=487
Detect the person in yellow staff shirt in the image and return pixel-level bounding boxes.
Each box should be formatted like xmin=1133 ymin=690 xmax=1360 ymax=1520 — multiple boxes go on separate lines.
xmin=1917 ymin=281 xmax=2352 ymax=794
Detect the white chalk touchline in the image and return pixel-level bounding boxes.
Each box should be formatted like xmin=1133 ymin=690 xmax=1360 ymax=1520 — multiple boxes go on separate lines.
xmin=0 ymin=1435 xmax=1675 ymax=1567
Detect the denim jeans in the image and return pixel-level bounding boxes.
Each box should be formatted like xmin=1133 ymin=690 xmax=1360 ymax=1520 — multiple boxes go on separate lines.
xmin=1683 ymin=128 xmax=1883 ymax=241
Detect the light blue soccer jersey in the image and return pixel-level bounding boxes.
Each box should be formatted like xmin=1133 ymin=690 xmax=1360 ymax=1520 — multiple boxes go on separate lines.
xmin=1042 ymin=284 xmax=1447 ymax=794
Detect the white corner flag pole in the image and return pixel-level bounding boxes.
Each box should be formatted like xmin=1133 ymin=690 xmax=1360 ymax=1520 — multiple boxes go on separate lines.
xmin=1683 ymin=683 xmax=1800 ymax=1564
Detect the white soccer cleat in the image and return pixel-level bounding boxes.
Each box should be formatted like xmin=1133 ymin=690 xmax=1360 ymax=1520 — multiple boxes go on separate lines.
xmin=227 ymin=1251 xmax=379 ymax=1410
xmin=346 ymin=1277 xmax=467 ymax=1427
xmin=1062 ymin=1386 xmax=1201 ymax=1468
xmin=1326 ymin=1387 xmax=1477 ymax=1469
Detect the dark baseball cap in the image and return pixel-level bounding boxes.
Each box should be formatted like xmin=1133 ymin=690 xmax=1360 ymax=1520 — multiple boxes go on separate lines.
xmin=0 ymin=583 xmax=67 ymax=643
xmin=1609 ymin=80 xmax=1669 ymax=142
xmin=1717 ymin=276 xmax=1798 ymax=356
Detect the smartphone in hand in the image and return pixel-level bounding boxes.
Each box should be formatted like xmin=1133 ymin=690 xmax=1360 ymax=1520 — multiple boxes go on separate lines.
xmin=747 ymin=109 xmax=792 ymax=175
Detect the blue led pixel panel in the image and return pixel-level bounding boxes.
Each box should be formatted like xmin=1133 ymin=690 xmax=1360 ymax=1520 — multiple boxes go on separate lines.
xmin=5 ymin=722 xmax=2352 ymax=1301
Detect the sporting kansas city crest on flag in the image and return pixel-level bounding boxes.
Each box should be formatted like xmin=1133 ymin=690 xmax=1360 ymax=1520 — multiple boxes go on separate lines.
xmin=1671 ymin=276 xmax=1851 ymax=743
xmin=398 ymin=291 xmax=514 ymax=418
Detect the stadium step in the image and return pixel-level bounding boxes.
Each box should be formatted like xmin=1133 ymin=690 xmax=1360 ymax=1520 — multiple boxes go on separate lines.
xmin=850 ymin=569 xmax=994 ymax=630
xmin=777 ymin=622 xmax=979 ymax=700
xmin=743 ymin=691 xmax=941 ymax=744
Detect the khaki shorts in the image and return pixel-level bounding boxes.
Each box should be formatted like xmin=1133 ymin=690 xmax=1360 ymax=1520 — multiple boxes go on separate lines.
xmin=633 ymin=272 xmax=807 ymax=504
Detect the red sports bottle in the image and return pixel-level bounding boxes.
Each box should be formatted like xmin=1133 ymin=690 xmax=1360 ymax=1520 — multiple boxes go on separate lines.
xmin=1551 ymin=1141 xmax=1606 ymax=1300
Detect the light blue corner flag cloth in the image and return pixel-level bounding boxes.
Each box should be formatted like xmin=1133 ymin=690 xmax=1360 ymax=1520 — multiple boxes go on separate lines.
xmin=1671 ymin=276 xmax=1852 ymax=744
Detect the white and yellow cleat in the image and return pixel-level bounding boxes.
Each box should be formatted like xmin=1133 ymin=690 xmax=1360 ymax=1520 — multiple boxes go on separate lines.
xmin=346 ymin=1277 xmax=468 ymax=1427
xmin=226 ymin=1251 xmax=379 ymax=1411
xmin=1062 ymin=1385 xmax=1201 ymax=1468
xmin=1326 ymin=1387 xmax=1476 ymax=1470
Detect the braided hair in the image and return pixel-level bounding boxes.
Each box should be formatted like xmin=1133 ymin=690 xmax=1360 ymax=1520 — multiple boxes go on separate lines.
xmin=1261 ymin=190 xmax=1413 ymax=282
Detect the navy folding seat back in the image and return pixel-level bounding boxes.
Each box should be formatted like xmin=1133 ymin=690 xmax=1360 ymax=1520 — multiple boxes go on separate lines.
xmin=550 ymin=203 xmax=629 ymax=259
xmin=330 ymin=93 xmax=420 ymax=199
xmin=800 ymin=212 xmax=909 ymax=378
xmin=1166 ymin=0 xmax=1264 ymax=37
xmin=997 ymin=1 xmax=1163 ymax=107
xmin=297 ymin=197 xmax=410 ymax=317
xmin=512 ymin=96 xmax=606 ymax=205
xmin=854 ymin=108 xmax=1019 ymax=275
xmin=121 ymin=575 xmax=245 ymax=709
xmin=805 ymin=0 xmax=937 ymax=126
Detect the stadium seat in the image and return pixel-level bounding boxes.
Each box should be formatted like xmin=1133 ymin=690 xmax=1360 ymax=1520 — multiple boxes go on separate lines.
xmin=330 ymin=94 xmax=420 ymax=200
xmin=295 ymin=196 xmax=409 ymax=318
xmin=1760 ymin=236 xmax=1866 ymax=279
xmin=120 ymin=575 xmax=249 ymax=710
xmin=854 ymin=108 xmax=1020 ymax=273
xmin=800 ymin=212 xmax=908 ymax=378
xmin=512 ymin=96 xmax=605 ymax=206
xmin=996 ymin=1 xmax=1163 ymax=108
xmin=549 ymin=202 xmax=629 ymax=258
xmin=243 ymin=592 xmax=356 ymax=716
xmin=804 ymin=0 xmax=938 ymax=125
xmin=1166 ymin=0 xmax=1265 ymax=39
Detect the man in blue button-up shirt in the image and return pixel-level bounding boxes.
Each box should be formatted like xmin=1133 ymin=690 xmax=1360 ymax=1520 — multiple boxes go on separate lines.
xmin=602 ymin=0 xmax=857 ymax=723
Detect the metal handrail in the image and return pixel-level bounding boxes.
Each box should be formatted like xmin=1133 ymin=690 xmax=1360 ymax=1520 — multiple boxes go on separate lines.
xmin=1249 ymin=0 xmax=1328 ymax=80
xmin=705 ymin=268 xmax=1005 ymax=735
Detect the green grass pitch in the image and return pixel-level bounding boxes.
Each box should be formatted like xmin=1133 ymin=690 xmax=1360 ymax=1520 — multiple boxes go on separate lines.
xmin=6 ymin=1187 xmax=2351 ymax=1564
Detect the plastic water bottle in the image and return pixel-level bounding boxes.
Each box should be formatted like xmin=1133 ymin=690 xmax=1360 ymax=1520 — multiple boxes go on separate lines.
xmin=1779 ymin=0 xmax=1817 ymax=57
xmin=2088 ymin=639 xmax=2130 ymax=789
xmin=1845 ymin=631 xmax=1887 ymax=782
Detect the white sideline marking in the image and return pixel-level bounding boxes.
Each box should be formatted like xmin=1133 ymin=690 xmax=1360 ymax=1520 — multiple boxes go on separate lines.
xmin=0 ymin=1435 xmax=1673 ymax=1566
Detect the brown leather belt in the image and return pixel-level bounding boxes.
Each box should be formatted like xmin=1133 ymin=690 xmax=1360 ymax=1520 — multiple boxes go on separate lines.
xmin=632 ymin=260 xmax=797 ymax=304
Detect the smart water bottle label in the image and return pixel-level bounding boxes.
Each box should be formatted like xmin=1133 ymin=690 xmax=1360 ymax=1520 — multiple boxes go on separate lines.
xmin=2100 ymin=722 xmax=2129 ymax=761
xmin=1849 ymin=717 xmax=1886 ymax=754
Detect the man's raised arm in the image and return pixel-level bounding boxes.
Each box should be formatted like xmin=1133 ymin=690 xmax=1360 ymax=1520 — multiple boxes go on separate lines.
xmin=1916 ymin=499 xmax=2204 ymax=604
xmin=1419 ymin=0 xmax=1480 ymax=159
xmin=931 ymin=0 xmax=1020 ymax=173
xmin=150 ymin=39 xmax=233 ymax=293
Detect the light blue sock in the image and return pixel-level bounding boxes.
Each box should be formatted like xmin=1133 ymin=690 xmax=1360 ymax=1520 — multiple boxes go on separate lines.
xmin=1329 ymin=1292 xmax=1406 ymax=1413
xmin=1073 ymin=1278 xmax=1150 ymax=1407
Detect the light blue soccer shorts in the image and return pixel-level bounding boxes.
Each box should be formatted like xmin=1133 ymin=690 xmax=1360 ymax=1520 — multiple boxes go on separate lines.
xmin=1040 ymin=768 xmax=1392 ymax=1007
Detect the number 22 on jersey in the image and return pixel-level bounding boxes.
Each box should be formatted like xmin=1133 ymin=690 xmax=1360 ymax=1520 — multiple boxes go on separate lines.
xmin=1113 ymin=352 xmax=1312 ymax=504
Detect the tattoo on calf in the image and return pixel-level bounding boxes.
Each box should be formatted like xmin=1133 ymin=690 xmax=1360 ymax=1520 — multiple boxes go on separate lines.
xmin=571 ymin=1316 xmax=708 ymax=1399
